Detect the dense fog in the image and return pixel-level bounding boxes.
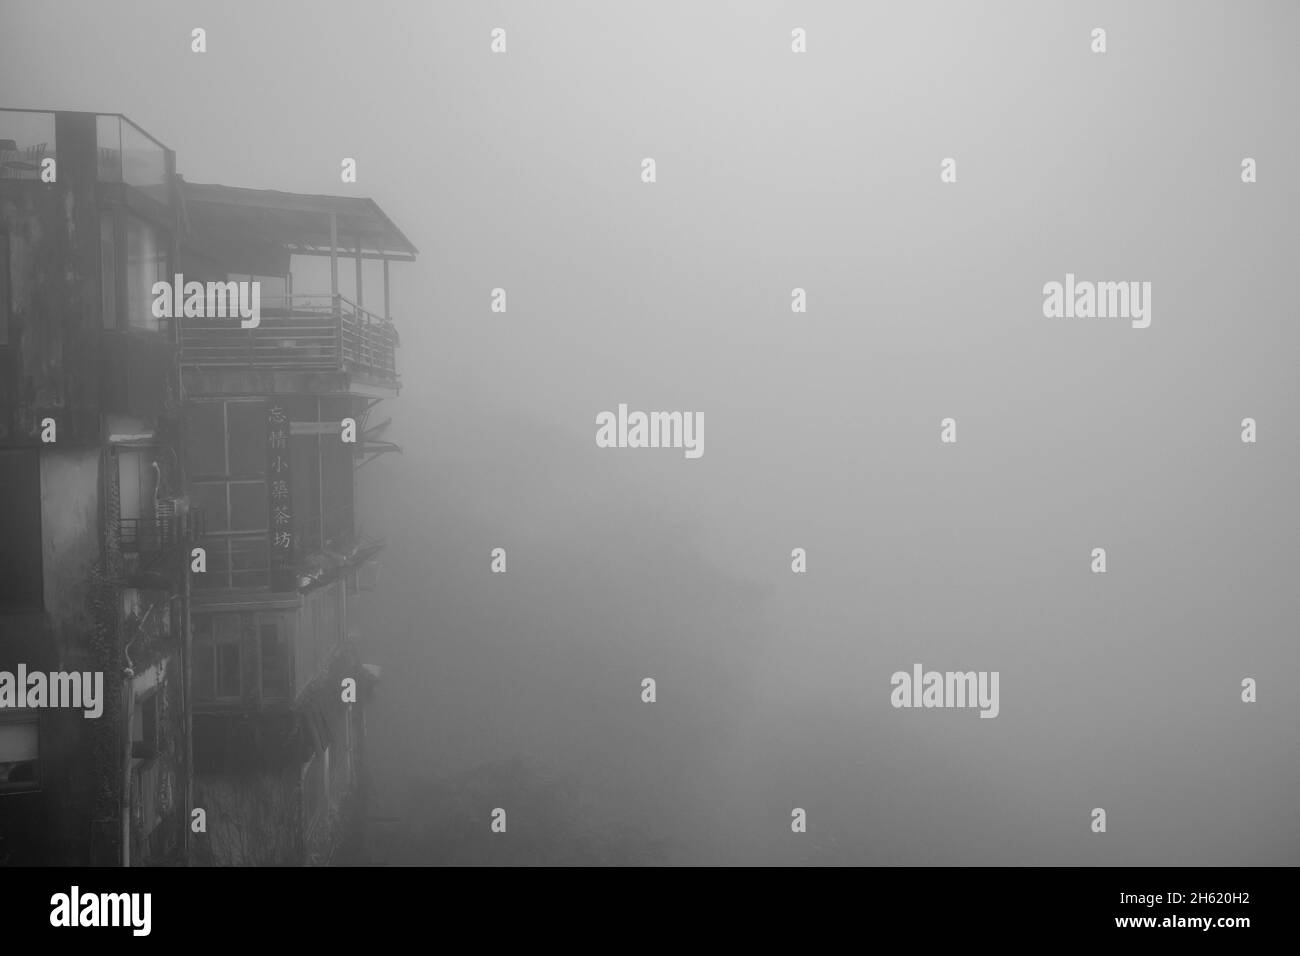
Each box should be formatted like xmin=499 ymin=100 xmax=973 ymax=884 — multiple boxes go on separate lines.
xmin=5 ymin=0 xmax=1298 ymax=865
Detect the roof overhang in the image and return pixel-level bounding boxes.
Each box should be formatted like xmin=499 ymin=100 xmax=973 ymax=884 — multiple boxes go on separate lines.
xmin=180 ymin=180 xmax=418 ymax=262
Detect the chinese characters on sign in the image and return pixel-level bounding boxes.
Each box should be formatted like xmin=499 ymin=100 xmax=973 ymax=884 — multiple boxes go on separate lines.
xmin=267 ymin=401 xmax=295 ymax=589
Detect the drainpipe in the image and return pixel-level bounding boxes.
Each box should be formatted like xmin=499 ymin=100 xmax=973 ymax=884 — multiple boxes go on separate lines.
xmin=119 ymin=608 xmax=150 ymax=868
xmin=120 ymin=673 xmax=134 ymax=867
xmin=181 ymin=540 xmax=194 ymax=865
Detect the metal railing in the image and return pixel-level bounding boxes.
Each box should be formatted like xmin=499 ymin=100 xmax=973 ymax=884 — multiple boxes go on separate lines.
xmin=177 ymin=293 xmax=399 ymax=385
xmin=120 ymin=511 xmax=207 ymax=554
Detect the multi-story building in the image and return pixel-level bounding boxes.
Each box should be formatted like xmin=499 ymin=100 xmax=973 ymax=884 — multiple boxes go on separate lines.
xmin=0 ymin=108 xmax=195 ymax=866
xmin=0 ymin=107 xmax=414 ymax=866
xmin=176 ymin=182 xmax=414 ymax=864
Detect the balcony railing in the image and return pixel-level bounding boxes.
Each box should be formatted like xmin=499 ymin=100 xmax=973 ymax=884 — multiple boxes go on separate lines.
xmin=177 ymin=294 xmax=399 ymax=386
xmin=120 ymin=511 xmax=207 ymax=554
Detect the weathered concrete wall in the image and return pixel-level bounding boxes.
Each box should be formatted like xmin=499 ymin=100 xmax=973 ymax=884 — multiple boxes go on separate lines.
xmin=0 ymin=112 xmax=102 ymax=447
xmin=0 ymin=112 xmax=175 ymax=449
xmin=40 ymin=448 xmax=101 ymax=657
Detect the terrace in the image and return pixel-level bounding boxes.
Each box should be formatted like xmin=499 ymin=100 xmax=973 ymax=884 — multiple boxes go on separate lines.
xmin=0 ymin=109 xmax=170 ymax=200
xmin=177 ymin=292 xmax=399 ymax=385
xmin=178 ymin=182 xmax=418 ymax=395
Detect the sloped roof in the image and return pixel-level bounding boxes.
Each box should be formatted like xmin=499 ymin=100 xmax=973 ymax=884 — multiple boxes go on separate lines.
xmin=180 ymin=180 xmax=418 ymax=260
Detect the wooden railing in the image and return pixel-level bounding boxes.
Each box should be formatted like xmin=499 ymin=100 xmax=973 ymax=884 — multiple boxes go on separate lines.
xmin=178 ymin=294 xmax=399 ymax=385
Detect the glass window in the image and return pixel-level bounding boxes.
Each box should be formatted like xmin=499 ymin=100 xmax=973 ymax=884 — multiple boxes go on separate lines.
xmin=229 ymin=481 xmax=268 ymax=532
xmin=0 ymin=109 xmax=56 ymax=183
xmin=117 ymin=449 xmax=159 ymax=524
xmin=252 ymin=274 xmax=287 ymax=303
xmin=100 ymin=212 xmax=117 ymax=329
xmin=0 ymin=449 xmax=43 ymax=609
xmin=260 ymin=618 xmax=290 ymax=699
xmin=119 ymin=118 xmax=167 ymax=194
xmin=184 ymin=403 xmax=226 ymax=477
xmin=193 ymin=482 xmax=229 ymax=533
xmin=1 ymin=231 xmax=8 ymax=345
xmin=217 ymin=643 xmax=241 ymax=699
xmin=124 ymin=215 xmax=166 ymax=332
xmin=230 ymin=537 xmax=269 ymax=589
xmin=226 ymin=402 xmax=267 ymax=476
xmin=194 ymin=644 xmax=215 ymax=700
xmin=0 ymin=715 xmax=39 ymax=793
xmin=131 ymin=694 xmax=158 ymax=759
xmin=95 ymin=114 xmax=122 ymax=181
xmin=195 ymin=614 xmax=242 ymax=702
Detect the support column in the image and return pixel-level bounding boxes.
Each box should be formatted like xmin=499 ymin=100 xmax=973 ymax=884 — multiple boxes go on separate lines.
xmin=383 ymin=260 xmax=390 ymax=321
xmin=329 ymin=212 xmax=339 ymax=297
xmin=355 ymin=238 xmax=364 ymax=308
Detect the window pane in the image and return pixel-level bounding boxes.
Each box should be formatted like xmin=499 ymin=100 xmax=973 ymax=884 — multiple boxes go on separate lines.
xmin=95 ymin=113 xmax=122 ymax=181
xmin=230 ymin=538 xmax=269 ymax=589
xmin=253 ymin=274 xmax=286 ymax=301
xmin=229 ymin=482 xmax=268 ymax=532
xmin=192 ymin=539 xmax=228 ymax=591
xmin=260 ymin=620 xmax=289 ymax=698
xmin=0 ymin=109 xmax=56 ymax=182
xmin=193 ymin=645 xmax=215 ymax=701
xmin=193 ymin=483 xmax=229 ymax=532
xmin=119 ymin=118 xmax=167 ymax=197
xmin=124 ymin=215 xmax=166 ymax=332
xmin=0 ymin=449 xmax=43 ymax=609
xmin=217 ymin=643 xmax=241 ymax=699
xmin=184 ymin=403 xmax=226 ymax=477
xmin=214 ymin=613 xmax=240 ymax=644
xmin=226 ymin=402 xmax=267 ymax=476
xmin=0 ymin=719 xmax=39 ymax=793
xmin=1 ymin=232 xmax=8 ymax=345
xmin=100 ymin=212 xmax=117 ymax=329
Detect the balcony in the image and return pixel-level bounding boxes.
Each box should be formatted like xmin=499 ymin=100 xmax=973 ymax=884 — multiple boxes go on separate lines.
xmin=120 ymin=511 xmax=207 ymax=555
xmin=178 ymin=294 xmax=399 ymax=389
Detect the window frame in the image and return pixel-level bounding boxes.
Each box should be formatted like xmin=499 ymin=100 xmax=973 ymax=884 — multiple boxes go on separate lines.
xmin=0 ymin=710 xmax=41 ymax=796
xmin=194 ymin=612 xmax=243 ymax=704
xmin=0 ymin=447 xmax=44 ymax=611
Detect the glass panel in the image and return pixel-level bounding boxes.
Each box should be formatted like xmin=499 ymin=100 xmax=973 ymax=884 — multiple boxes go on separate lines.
xmin=194 ymin=644 xmax=215 ymax=701
xmin=260 ymin=619 xmax=289 ymax=698
xmin=217 ymin=643 xmax=241 ymax=699
xmin=231 ymin=539 xmax=269 ymax=590
xmin=184 ymin=403 xmax=226 ymax=476
xmin=226 ymin=401 xmax=267 ymax=476
xmin=125 ymin=215 xmax=166 ymax=332
xmin=229 ymin=481 xmax=268 ymax=532
xmin=214 ymin=613 xmax=240 ymax=644
xmin=0 ymin=109 xmax=56 ymax=182
xmin=119 ymin=117 xmax=167 ymax=198
xmin=253 ymin=274 xmax=287 ymax=302
xmin=100 ymin=212 xmax=118 ymax=329
xmin=0 ymin=233 xmax=8 ymax=345
xmin=0 ymin=719 xmax=39 ymax=792
xmin=193 ymin=483 xmax=229 ymax=532
xmin=95 ymin=114 xmax=122 ymax=181
xmin=193 ymin=540 xmax=228 ymax=591
xmin=0 ymin=449 xmax=43 ymax=610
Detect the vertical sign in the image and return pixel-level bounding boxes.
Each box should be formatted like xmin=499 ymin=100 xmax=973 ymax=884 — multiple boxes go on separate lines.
xmin=267 ymin=401 xmax=295 ymax=590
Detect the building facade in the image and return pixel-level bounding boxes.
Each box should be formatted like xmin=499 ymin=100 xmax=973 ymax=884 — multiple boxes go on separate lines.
xmin=0 ymin=108 xmax=411 ymax=866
